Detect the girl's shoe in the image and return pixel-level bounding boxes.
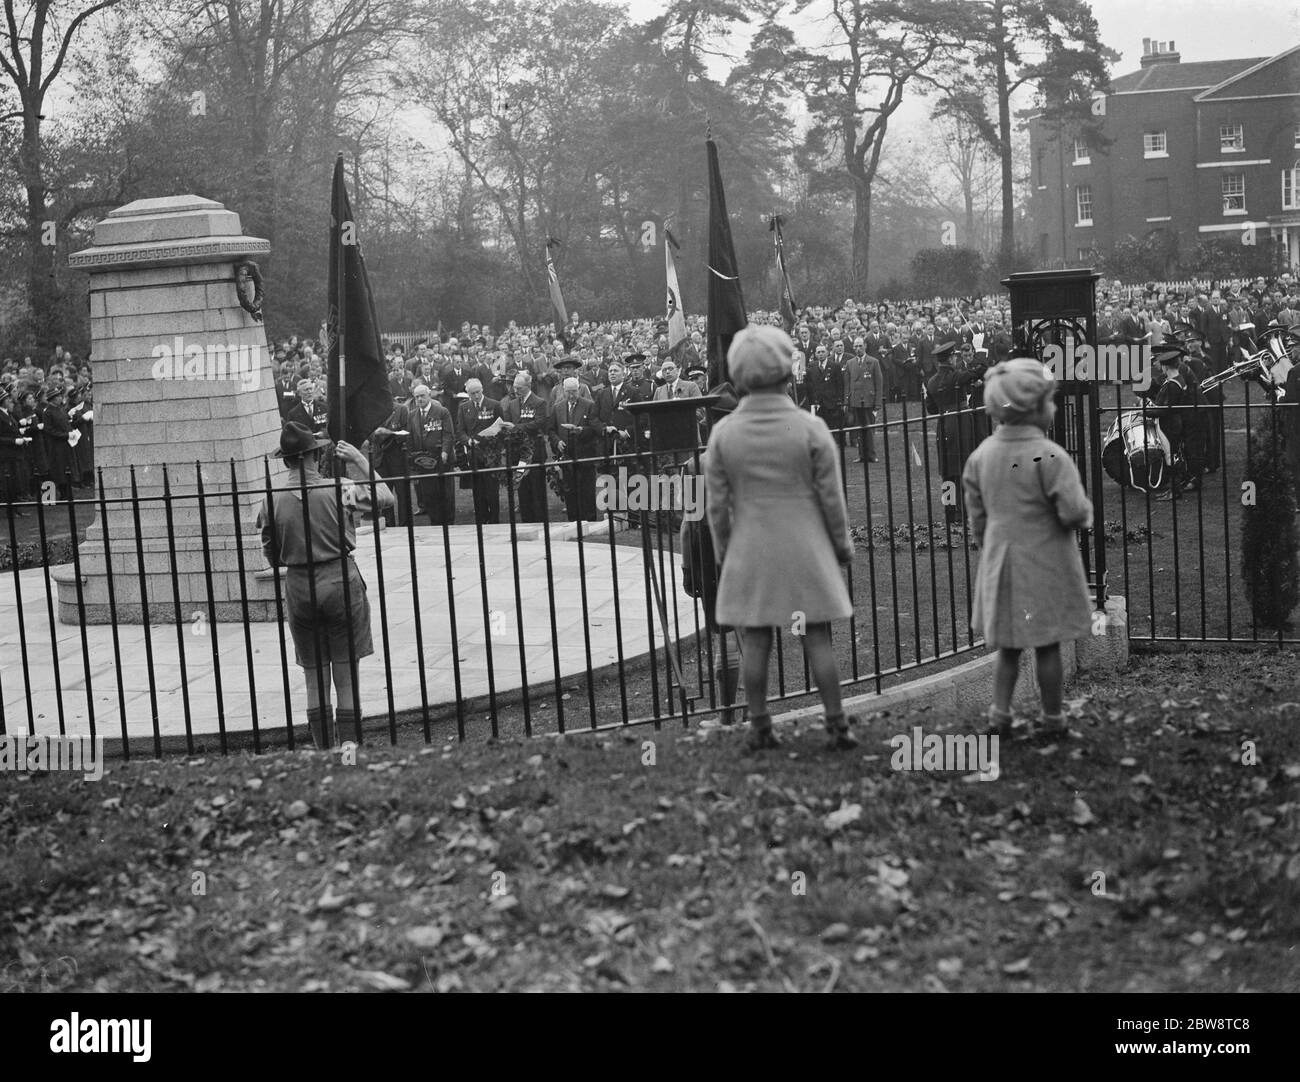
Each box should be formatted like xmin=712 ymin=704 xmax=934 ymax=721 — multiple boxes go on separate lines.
xmin=985 ymin=705 xmax=1015 ymax=738
xmin=824 ymin=713 xmax=860 ymax=751
xmin=746 ymin=718 xmax=780 ymax=751
xmin=1037 ymin=711 xmax=1069 ymax=738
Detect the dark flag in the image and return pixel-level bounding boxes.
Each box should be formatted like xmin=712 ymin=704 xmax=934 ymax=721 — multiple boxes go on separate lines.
xmin=545 ymin=239 xmax=569 ymax=347
xmin=326 ymin=153 xmax=392 ymax=449
xmin=770 ymin=214 xmax=799 ymax=333
xmin=706 ymin=138 xmax=747 ymax=384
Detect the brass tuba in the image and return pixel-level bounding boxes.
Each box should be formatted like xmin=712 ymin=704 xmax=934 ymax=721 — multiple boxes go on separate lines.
xmin=1200 ymin=324 xmax=1299 ymax=399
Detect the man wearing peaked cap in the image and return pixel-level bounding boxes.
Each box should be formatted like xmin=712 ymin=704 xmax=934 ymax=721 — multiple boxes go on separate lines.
xmin=1143 ymin=343 xmax=1209 ymax=491
xmin=926 ymin=339 xmax=983 ymax=524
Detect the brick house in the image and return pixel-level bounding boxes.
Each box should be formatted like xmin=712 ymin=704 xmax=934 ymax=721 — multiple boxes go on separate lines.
xmin=1028 ymin=40 xmax=1300 ymax=275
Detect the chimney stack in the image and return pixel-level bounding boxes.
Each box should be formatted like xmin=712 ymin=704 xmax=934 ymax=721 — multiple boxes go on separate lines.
xmin=1140 ymin=37 xmax=1181 ymax=67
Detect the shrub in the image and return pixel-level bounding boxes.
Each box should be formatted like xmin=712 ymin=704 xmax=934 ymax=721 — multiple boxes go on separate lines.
xmin=0 ymin=537 xmax=76 ymax=572
xmin=1240 ymin=421 xmax=1300 ymax=629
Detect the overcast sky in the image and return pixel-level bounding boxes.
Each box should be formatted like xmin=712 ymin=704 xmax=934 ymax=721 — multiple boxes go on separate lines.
xmin=622 ymin=0 xmax=1299 ymax=76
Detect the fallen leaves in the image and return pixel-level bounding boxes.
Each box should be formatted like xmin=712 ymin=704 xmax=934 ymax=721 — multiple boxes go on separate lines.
xmin=405 ymin=926 xmax=445 ymax=950
xmin=823 ymin=802 xmax=862 ymax=832
xmin=355 ymin=969 xmax=410 ymax=992
xmin=314 ymin=887 xmax=351 ymax=913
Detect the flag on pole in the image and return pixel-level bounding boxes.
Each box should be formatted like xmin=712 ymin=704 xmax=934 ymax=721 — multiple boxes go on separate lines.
xmin=770 ymin=215 xmax=799 ymax=333
xmin=545 ymin=239 xmax=569 ymax=346
xmin=705 ymin=138 xmax=747 ymax=385
xmin=326 ymin=154 xmax=392 ymax=449
xmin=665 ymin=228 xmax=689 ymax=363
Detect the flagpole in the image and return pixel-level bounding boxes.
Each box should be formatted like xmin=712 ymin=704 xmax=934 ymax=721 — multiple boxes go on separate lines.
xmin=336 ymin=153 xmax=348 ymax=448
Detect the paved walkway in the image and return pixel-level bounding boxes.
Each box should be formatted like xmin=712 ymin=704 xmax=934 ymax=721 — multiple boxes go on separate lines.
xmin=0 ymin=521 xmax=692 ymax=744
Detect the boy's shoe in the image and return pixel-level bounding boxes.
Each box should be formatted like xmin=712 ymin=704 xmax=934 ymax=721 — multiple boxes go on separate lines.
xmin=306 ymin=705 xmax=335 ymax=750
xmin=335 ymin=708 xmax=361 ymax=744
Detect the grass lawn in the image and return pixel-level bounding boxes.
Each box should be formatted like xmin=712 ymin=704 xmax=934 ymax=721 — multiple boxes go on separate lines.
xmin=4 ymin=648 xmax=1297 ymax=992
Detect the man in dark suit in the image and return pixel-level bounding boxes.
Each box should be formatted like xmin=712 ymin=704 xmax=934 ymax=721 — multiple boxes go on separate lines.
xmin=1177 ymin=338 xmax=1223 ymax=473
xmin=387 ymin=359 xmax=412 ymax=405
xmin=847 ymin=344 xmax=884 ymax=463
xmin=906 ymin=326 xmax=931 ymax=399
xmin=404 ymin=384 xmax=457 ymax=525
xmin=596 ymin=358 xmax=649 ymax=457
xmin=456 ymin=378 xmax=505 ymax=524
xmin=285 ymin=378 xmax=324 ymax=435
xmin=1116 ymin=303 xmax=1147 ymax=343
xmin=795 ymin=323 xmax=816 ymax=359
xmin=370 ymin=398 xmax=415 ymax=527
xmin=987 ymin=318 xmax=1012 ymax=364
xmin=925 ymin=341 xmax=981 ymax=524
xmin=441 ymin=347 xmax=492 ymax=418
xmin=652 ymin=358 xmax=705 ymax=454
xmin=1203 ymin=290 xmax=1234 ymax=371
xmin=806 ymin=345 xmax=847 ymax=435
xmin=273 ymin=360 xmax=297 ymax=419
xmin=551 ymin=376 xmax=601 ymax=521
xmin=502 ymin=371 xmax=550 ymax=522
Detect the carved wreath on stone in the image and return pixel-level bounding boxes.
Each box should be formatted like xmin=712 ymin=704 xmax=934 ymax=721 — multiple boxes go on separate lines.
xmin=234 ymin=260 xmax=265 ymax=322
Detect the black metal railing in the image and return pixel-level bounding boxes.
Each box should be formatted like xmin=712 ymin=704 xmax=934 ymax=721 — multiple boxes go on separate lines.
xmin=1095 ymin=377 xmax=1300 ymax=645
xmin=9 ymin=373 xmax=1292 ymax=756
xmin=0 ymin=396 xmax=995 ymax=755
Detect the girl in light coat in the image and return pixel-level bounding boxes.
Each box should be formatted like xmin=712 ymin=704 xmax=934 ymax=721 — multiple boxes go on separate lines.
xmin=705 ymin=326 xmax=858 ymax=751
xmin=961 ymin=358 xmax=1094 ymax=736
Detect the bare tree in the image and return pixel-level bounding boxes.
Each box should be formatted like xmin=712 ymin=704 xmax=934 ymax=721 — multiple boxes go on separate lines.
xmin=0 ymin=0 xmax=125 ymax=346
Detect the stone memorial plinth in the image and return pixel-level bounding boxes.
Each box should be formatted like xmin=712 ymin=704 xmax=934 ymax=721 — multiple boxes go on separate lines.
xmin=54 ymin=195 xmax=283 ymax=623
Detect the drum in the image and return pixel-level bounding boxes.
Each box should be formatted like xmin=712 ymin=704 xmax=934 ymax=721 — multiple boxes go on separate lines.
xmin=1103 ymin=410 xmax=1173 ymax=492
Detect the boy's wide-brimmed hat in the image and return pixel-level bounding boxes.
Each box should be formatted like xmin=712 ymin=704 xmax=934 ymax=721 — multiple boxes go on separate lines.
xmin=707 ymin=381 xmax=741 ymax=415
xmin=273 ymin=420 xmax=331 ymax=458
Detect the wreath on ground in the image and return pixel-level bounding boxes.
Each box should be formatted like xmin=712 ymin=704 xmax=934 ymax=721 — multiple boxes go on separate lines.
xmin=235 ymin=260 xmax=264 ymax=322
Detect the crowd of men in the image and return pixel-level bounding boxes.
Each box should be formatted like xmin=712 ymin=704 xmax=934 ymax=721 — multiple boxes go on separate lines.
xmin=3 ymin=270 xmax=1295 ymax=517
xmin=0 ymin=348 xmax=95 ymax=509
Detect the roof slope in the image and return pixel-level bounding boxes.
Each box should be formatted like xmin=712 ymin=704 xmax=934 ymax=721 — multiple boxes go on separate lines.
xmin=1110 ymin=58 xmax=1267 ymax=94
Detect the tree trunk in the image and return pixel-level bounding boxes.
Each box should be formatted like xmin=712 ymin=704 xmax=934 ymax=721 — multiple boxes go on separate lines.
xmin=21 ymin=109 xmax=57 ymax=349
xmin=852 ymin=180 xmax=872 ymax=297
xmin=993 ymin=2 xmax=1015 ymax=261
